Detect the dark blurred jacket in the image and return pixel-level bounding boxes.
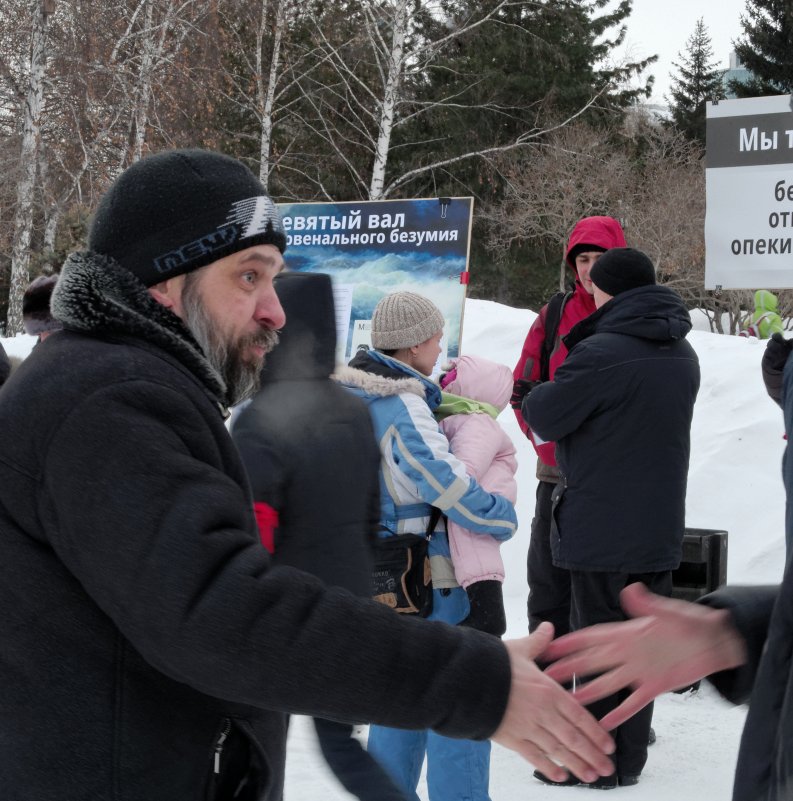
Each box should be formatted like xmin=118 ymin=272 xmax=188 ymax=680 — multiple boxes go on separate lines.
xmin=233 ymin=271 xmax=381 ymax=595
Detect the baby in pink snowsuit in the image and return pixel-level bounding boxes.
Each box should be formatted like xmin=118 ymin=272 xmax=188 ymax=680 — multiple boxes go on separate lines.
xmin=438 ymin=354 xmax=518 ymax=636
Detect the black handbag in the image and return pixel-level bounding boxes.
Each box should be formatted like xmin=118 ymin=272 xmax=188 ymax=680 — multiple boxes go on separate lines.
xmin=371 ymin=509 xmax=441 ymax=617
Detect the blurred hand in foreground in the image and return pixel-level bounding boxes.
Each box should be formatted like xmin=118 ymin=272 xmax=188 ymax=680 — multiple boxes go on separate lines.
xmin=492 ymin=622 xmax=616 ymax=784
xmin=541 ymin=583 xmax=747 ymax=731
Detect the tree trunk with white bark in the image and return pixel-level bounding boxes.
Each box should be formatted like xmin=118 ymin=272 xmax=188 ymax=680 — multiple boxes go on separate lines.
xmin=7 ymin=0 xmax=53 ymax=334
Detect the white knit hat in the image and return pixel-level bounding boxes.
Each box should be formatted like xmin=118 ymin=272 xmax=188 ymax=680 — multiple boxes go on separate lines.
xmin=371 ymin=291 xmax=445 ymax=350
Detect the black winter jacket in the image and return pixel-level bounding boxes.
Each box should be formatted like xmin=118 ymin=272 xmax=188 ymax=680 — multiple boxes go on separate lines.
xmin=524 ymin=285 xmax=700 ymax=572
xmin=698 ymin=349 xmax=793 ymax=801
xmin=232 ymin=271 xmax=381 ymax=596
xmin=0 ymin=253 xmax=510 ymax=800
xmin=700 ymin=585 xmax=785 ymax=801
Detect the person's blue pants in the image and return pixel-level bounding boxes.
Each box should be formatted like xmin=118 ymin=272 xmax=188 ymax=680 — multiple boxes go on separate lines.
xmin=367 ymin=725 xmax=491 ymax=801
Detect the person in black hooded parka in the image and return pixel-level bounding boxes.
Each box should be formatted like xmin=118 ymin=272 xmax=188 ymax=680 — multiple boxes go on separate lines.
xmin=232 ymin=271 xmax=407 ymax=801
xmin=523 ymin=248 xmax=701 ymax=788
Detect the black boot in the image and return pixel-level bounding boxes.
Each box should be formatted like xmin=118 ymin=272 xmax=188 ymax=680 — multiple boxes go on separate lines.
xmin=460 ymin=580 xmax=507 ymax=636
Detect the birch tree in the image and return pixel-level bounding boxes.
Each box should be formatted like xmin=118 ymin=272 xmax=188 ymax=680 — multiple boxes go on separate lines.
xmin=108 ymin=0 xmax=213 ymax=167
xmin=215 ymin=0 xmax=326 ymax=192
xmin=296 ymin=0 xmax=651 ymax=200
xmin=2 ymin=0 xmax=217 ymax=329
xmin=299 ymin=0 xmax=550 ymax=199
xmin=7 ymin=0 xmax=56 ymax=334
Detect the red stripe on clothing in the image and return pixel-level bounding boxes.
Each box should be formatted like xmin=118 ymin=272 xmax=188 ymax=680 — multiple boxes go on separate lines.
xmin=253 ymin=502 xmax=279 ymax=554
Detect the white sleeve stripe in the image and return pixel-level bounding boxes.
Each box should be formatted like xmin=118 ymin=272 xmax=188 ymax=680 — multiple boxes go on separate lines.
xmin=448 ymin=499 xmax=517 ymax=535
xmin=391 ymin=426 xmax=516 ymax=535
xmin=391 ymin=425 xmax=455 ymax=497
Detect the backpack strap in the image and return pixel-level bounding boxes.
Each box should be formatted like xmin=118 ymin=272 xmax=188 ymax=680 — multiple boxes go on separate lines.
xmin=425 ymin=506 xmax=443 ymax=541
xmin=539 ymin=291 xmax=571 ymax=383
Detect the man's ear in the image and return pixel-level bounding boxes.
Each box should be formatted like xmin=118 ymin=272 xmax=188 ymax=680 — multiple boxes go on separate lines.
xmin=148 ymin=275 xmax=185 ymax=316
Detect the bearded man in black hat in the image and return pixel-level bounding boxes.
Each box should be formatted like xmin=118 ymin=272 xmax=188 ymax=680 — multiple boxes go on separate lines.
xmin=0 ymin=149 xmax=617 ymax=800
xmin=521 ymin=247 xmax=701 ymax=790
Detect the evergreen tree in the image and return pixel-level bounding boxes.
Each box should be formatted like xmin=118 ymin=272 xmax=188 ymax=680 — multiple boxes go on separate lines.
xmin=403 ymin=0 xmax=655 ymax=305
xmin=731 ymin=0 xmax=793 ymax=96
xmin=403 ymin=0 xmax=655 ymax=202
xmin=667 ymin=18 xmax=724 ymax=145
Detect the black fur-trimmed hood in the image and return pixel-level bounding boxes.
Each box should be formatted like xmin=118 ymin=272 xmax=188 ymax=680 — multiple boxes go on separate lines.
xmin=51 ymin=251 xmax=227 ymax=405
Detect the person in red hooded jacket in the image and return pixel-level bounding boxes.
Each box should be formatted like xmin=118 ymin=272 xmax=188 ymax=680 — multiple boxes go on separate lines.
xmin=511 ymin=216 xmax=627 ymax=635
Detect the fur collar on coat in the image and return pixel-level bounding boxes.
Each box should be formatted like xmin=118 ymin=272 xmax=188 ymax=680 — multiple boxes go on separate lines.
xmin=333 ymin=364 xmax=426 ymax=400
xmin=51 ymin=251 xmax=228 ymax=405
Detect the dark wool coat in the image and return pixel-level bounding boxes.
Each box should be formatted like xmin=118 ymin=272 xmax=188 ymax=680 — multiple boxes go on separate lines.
xmin=698 ymin=352 xmax=793 ymax=800
xmin=700 ymin=585 xmax=786 ymax=801
xmin=232 ymin=271 xmax=381 ymax=596
xmin=524 ymin=285 xmax=701 ymax=572
xmin=0 ymin=253 xmax=510 ymax=801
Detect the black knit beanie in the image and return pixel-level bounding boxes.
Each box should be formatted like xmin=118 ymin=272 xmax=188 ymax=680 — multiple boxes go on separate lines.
xmin=590 ymin=247 xmax=656 ymax=297
xmin=88 ymin=149 xmax=287 ymax=286
xmin=22 ymin=274 xmax=62 ymax=336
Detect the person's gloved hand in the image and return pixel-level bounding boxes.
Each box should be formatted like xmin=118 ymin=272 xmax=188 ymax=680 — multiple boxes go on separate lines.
xmin=510 ymin=378 xmax=540 ymax=411
xmin=762 ymin=332 xmax=792 ymax=407
xmin=461 ymin=580 xmax=507 ymax=637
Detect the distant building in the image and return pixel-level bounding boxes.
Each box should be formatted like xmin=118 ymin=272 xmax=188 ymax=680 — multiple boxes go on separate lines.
xmin=645 ymin=102 xmax=672 ymax=122
xmin=721 ymin=51 xmax=752 ymax=98
xmin=623 ymin=102 xmax=669 ymax=133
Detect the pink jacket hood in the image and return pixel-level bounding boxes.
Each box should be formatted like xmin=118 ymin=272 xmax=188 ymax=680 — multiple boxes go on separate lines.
xmin=441 ymin=355 xmax=513 ymax=412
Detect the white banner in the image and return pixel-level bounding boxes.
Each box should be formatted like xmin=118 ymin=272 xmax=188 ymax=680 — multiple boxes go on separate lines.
xmin=705 ymin=94 xmax=793 ymax=289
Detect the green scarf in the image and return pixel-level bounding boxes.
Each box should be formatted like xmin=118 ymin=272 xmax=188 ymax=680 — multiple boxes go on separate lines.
xmin=434 ymin=390 xmax=500 ymax=422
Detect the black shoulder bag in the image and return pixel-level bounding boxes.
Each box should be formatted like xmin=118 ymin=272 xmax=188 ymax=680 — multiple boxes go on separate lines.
xmin=371 ymin=508 xmax=442 ymax=617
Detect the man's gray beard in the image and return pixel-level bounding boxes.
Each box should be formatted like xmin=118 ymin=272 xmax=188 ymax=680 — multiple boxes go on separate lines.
xmin=181 ymin=273 xmax=280 ymax=406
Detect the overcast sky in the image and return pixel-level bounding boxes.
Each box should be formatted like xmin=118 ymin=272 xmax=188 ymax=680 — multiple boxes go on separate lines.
xmin=617 ymin=0 xmax=748 ymax=105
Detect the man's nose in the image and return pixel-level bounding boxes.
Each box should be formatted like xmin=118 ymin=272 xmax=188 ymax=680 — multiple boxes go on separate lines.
xmin=257 ymin=288 xmax=286 ymax=330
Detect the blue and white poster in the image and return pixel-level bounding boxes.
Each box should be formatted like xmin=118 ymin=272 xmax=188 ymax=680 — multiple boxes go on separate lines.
xmin=277 ymin=197 xmax=474 ymax=364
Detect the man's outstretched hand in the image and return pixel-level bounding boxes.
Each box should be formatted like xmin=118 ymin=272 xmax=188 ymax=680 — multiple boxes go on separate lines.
xmin=493 ymin=623 xmax=616 ymax=784
xmin=541 ymin=583 xmax=747 ymax=731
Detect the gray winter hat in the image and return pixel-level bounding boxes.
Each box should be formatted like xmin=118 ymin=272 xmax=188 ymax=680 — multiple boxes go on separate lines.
xmin=371 ymin=291 xmax=445 ymax=350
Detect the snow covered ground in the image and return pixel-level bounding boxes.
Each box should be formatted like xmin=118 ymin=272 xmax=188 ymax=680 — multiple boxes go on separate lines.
xmin=2 ymin=297 xmax=783 ymax=800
